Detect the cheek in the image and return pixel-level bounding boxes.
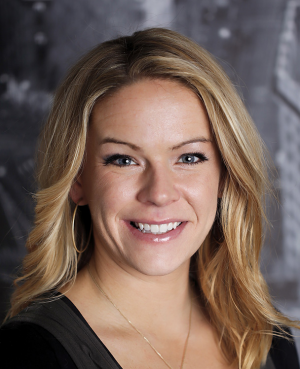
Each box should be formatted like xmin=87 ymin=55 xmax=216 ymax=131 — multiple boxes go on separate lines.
xmin=180 ymin=170 xmax=220 ymax=220
xmin=83 ymin=170 xmax=137 ymax=220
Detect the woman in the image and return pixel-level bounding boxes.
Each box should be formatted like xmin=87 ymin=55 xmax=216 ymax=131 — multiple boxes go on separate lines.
xmin=0 ymin=28 xmax=299 ymax=369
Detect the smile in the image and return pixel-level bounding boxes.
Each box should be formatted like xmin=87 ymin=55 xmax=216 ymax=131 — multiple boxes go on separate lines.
xmin=130 ymin=221 xmax=182 ymax=234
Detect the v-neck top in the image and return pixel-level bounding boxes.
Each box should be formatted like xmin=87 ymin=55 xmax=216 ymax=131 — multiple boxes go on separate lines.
xmin=0 ymin=295 xmax=299 ymax=369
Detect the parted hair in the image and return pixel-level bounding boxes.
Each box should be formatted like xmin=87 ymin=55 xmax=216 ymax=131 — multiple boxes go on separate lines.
xmin=7 ymin=28 xmax=299 ymax=369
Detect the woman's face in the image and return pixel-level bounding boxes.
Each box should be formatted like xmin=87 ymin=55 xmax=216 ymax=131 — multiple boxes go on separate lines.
xmin=72 ymin=79 xmax=222 ymax=277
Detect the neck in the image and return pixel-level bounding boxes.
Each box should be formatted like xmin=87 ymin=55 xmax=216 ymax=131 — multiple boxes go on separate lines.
xmin=76 ymin=247 xmax=197 ymax=337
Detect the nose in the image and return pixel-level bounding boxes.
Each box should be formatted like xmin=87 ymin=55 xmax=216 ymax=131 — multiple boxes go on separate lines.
xmin=137 ymin=164 xmax=180 ymax=206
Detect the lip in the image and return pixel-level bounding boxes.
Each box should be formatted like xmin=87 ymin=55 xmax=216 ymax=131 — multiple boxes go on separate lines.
xmin=124 ymin=220 xmax=187 ymax=243
xmin=128 ymin=219 xmax=186 ymax=225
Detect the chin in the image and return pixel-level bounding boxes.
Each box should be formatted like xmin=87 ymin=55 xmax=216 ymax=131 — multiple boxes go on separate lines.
xmin=127 ymin=257 xmax=189 ymax=277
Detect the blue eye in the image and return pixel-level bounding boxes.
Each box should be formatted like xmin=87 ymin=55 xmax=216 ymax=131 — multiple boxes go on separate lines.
xmin=103 ymin=152 xmax=208 ymax=167
xmin=103 ymin=154 xmax=136 ymax=167
xmin=178 ymin=152 xmax=208 ymax=165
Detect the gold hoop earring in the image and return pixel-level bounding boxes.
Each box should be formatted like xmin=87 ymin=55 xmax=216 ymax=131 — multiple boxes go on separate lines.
xmin=72 ymin=203 xmax=92 ymax=254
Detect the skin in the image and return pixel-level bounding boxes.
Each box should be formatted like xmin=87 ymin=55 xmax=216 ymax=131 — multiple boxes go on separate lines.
xmin=67 ymin=79 xmax=235 ymax=368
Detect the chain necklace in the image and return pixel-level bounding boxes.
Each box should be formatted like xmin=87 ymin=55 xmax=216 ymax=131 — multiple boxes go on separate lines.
xmin=87 ymin=264 xmax=192 ymax=369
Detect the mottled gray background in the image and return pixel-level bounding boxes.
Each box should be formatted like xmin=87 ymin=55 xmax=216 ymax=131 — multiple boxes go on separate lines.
xmin=0 ymin=0 xmax=300 ymax=350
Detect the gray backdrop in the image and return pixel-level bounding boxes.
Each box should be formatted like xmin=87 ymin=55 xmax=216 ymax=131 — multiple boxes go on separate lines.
xmin=0 ymin=0 xmax=299 ymax=350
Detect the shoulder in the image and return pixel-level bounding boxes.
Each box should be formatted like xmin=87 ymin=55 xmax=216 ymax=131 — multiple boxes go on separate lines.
xmin=0 ymin=320 xmax=77 ymax=369
xmin=269 ymin=326 xmax=300 ymax=369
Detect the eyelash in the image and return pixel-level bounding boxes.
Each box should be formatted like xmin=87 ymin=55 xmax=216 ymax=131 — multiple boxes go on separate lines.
xmin=103 ymin=154 xmax=136 ymax=167
xmin=103 ymin=152 xmax=208 ymax=167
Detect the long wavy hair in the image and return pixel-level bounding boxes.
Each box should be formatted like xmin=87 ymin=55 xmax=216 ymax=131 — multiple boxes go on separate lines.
xmin=6 ymin=28 xmax=299 ymax=368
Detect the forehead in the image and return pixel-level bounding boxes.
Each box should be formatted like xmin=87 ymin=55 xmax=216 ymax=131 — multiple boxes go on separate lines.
xmin=90 ymin=79 xmax=212 ymax=144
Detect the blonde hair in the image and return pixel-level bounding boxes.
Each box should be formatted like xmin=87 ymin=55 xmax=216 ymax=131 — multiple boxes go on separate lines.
xmin=7 ymin=28 xmax=299 ymax=368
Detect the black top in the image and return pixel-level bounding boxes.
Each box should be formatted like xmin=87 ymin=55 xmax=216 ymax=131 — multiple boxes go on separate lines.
xmin=0 ymin=296 xmax=299 ymax=369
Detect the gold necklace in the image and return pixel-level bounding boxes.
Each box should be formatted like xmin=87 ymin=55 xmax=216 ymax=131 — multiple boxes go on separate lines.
xmin=87 ymin=264 xmax=192 ymax=369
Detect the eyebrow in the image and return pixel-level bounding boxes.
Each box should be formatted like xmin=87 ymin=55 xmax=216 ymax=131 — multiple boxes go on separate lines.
xmin=99 ymin=137 xmax=212 ymax=151
xmin=99 ymin=137 xmax=141 ymax=151
xmin=171 ymin=137 xmax=212 ymax=150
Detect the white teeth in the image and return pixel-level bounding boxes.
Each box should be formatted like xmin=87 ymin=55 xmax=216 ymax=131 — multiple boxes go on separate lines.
xmin=144 ymin=224 xmax=151 ymax=231
xmin=150 ymin=224 xmax=159 ymax=234
xmin=159 ymin=224 xmax=168 ymax=233
xmin=134 ymin=221 xmax=182 ymax=234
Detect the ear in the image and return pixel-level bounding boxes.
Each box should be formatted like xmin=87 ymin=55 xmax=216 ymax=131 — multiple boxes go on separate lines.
xmin=69 ymin=176 xmax=88 ymax=205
